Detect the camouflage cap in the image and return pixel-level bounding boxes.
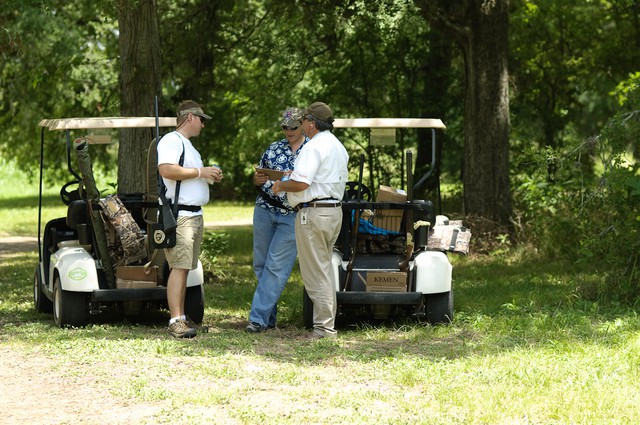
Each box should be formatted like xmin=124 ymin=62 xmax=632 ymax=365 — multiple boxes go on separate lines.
xmin=178 ymin=107 xmax=212 ymax=120
xmin=280 ymin=107 xmax=303 ymax=128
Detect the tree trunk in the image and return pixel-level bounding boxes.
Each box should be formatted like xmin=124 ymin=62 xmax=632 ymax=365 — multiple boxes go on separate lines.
xmin=116 ymin=0 xmax=162 ymax=193
xmin=415 ymin=0 xmax=512 ymax=225
xmin=462 ymin=0 xmax=511 ymax=224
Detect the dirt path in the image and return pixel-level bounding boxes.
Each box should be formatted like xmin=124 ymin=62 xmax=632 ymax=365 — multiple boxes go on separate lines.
xmin=0 ymin=235 xmax=37 ymax=255
xmin=0 ymin=223 xmax=251 ymax=424
xmin=0 ymin=238 xmax=162 ymax=423
xmin=0 ymin=346 xmax=166 ymax=424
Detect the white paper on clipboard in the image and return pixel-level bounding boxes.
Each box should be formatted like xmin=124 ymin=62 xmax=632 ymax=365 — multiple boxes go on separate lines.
xmin=255 ymin=167 xmax=286 ymax=180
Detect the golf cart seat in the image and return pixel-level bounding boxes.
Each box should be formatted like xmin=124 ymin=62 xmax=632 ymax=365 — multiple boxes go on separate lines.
xmin=44 ymin=217 xmax=74 ymax=253
xmin=67 ymin=200 xmax=90 ymax=228
xmin=66 ymin=199 xmax=92 ymax=246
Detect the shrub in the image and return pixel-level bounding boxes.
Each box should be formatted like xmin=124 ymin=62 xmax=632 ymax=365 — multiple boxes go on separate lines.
xmin=575 ymin=106 xmax=640 ymax=301
xmin=512 ymin=82 xmax=640 ymax=301
xmin=511 ymin=144 xmax=588 ymax=258
xmin=200 ymin=231 xmax=231 ymax=282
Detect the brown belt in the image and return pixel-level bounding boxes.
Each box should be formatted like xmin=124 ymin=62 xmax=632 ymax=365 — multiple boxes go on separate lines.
xmin=294 ymin=202 xmax=342 ymax=212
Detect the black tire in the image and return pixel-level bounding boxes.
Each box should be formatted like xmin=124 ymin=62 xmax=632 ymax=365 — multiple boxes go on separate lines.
xmin=33 ymin=266 xmax=53 ymax=313
xmin=424 ymin=291 xmax=454 ymax=324
xmin=184 ymin=285 xmax=205 ymax=324
xmin=302 ymin=287 xmax=313 ymax=329
xmin=53 ymin=275 xmax=88 ymax=327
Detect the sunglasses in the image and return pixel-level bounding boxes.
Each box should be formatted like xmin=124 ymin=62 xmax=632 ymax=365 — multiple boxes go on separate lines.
xmin=282 ymin=125 xmax=299 ymax=131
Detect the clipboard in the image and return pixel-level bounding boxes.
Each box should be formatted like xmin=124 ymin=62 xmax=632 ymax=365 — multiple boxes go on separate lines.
xmin=255 ymin=167 xmax=286 ymax=180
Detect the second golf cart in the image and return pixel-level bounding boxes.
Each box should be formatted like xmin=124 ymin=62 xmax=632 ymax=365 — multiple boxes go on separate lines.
xmin=302 ymin=118 xmax=469 ymax=326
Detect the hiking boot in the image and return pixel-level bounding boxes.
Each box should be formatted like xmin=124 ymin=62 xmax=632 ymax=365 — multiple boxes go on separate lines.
xmin=245 ymin=322 xmax=266 ymax=333
xmin=168 ymin=320 xmax=197 ymax=338
xmin=305 ymin=331 xmax=325 ymax=340
xmin=186 ymin=316 xmax=209 ymax=333
xmin=305 ymin=330 xmax=336 ymax=340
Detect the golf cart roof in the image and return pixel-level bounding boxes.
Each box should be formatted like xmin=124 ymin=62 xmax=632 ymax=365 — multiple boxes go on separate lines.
xmin=333 ymin=118 xmax=445 ymax=129
xmin=39 ymin=117 xmax=445 ymax=131
xmin=39 ymin=117 xmax=177 ymax=131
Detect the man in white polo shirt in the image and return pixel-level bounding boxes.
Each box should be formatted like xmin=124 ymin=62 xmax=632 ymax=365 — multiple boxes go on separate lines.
xmin=273 ymin=101 xmax=349 ymax=339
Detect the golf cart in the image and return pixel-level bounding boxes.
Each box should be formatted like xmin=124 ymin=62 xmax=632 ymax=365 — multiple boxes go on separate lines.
xmin=302 ymin=118 xmax=469 ymax=326
xmin=34 ymin=117 xmax=205 ymax=327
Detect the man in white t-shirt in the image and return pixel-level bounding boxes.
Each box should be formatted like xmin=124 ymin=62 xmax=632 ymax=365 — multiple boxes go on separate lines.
xmin=273 ymin=101 xmax=349 ymax=339
xmin=157 ymin=100 xmax=223 ymax=338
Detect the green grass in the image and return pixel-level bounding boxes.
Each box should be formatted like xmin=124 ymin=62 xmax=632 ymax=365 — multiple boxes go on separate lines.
xmin=2 ymin=161 xmax=640 ymax=424
xmin=4 ymin=246 xmax=640 ymax=423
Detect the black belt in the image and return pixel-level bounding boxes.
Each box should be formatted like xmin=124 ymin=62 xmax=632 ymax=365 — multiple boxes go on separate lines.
xmin=177 ymin=204 xmax=202 ymax=212
xmin=294 ymin=201 xmax=341 ymax=212
xmin=258 ymin=188 xmax=293 ymax=212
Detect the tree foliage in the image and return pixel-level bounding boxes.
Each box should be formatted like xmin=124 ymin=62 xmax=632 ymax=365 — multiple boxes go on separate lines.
xmin=0 ymin=0 xmax=475 ymax=203
xmin=155 ymin=0 xmax=452 ymax=199
xmin=510 ymin=0 xmax=640 ymax=178
xmin=0 ymin=0 xmax=120 ymax=182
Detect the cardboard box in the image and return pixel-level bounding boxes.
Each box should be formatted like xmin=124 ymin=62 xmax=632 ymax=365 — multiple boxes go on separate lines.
xmin=366 ymin=271 xmax=407 ymax=292
xmin=115 ymin=266 xmax=158 ymax=289
xmin=373 ymin=186 xmax=406 ymax=233
xmin=376 ymin=185 xmax=407 ymax=203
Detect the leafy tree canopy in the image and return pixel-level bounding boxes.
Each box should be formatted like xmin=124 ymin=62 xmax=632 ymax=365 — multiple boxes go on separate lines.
xmin=1 ymin=0 xmax=637 ymax=203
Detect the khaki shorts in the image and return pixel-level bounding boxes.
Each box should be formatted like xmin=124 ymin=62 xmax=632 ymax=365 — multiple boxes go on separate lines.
xmin=164 ymin=215 xmax=204 ymax=270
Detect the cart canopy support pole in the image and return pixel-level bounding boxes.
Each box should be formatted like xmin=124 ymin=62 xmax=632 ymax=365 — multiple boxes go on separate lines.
xmin=399 ymin=150 xmax=414 ymax=273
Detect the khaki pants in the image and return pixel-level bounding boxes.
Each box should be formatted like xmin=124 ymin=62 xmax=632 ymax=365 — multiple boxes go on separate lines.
xmin=165 ymin=215 xmax=204 ymax=270
xmin=295 ymin=206 xmax=342 ymax=336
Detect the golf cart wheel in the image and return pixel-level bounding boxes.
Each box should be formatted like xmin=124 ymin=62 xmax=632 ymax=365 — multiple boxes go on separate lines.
xmin=424 ymin=291 xmax=454 ymax=324
xmin=33 ymin=266 xmax=53 ymax=313
xmin=53 ymin=275 xmax=88 ymax=327
xmin=302 ymin=287 xmax=313 ymax=329
xmin=184 ymin=285 xmax=205 ymax=325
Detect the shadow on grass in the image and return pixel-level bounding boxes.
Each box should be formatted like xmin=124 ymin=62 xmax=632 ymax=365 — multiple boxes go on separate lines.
xmin=0 ymin=193 xmax=62 ymax=210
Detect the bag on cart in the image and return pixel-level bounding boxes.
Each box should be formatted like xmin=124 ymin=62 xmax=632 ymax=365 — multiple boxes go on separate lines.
xmin=100 ymin=194 xmax=147 ymax=266
xmin=427 ymin=216 xmax=471 ymax=255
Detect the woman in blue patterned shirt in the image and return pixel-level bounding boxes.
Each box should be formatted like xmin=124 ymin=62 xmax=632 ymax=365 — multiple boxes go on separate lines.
xmin=246 ymin=107 xmax=308 ymax=333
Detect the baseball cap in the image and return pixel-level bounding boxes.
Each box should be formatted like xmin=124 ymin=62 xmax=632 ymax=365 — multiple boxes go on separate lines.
xmin=280 ymin=107 xmax=303 ymax=128
xmin=177 ymin=107 xmax=212 ymax=120
xmin=301 ymin=101 xmax=333 ymax=123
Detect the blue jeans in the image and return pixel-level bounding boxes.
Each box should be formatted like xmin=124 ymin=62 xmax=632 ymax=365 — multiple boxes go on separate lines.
xmin=249 ymin=206 xmax=298 ymax=328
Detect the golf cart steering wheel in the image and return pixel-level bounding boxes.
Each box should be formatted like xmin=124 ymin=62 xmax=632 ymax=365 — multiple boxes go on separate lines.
xmin=60 ymin=180 xmax=81 ymax=206
xmin=345 ymin=181 xmax=372 ymax=201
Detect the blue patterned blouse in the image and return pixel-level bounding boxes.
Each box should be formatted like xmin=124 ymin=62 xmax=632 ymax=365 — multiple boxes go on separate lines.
xmin=255 ymin=137 xmax=308 ymax=215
